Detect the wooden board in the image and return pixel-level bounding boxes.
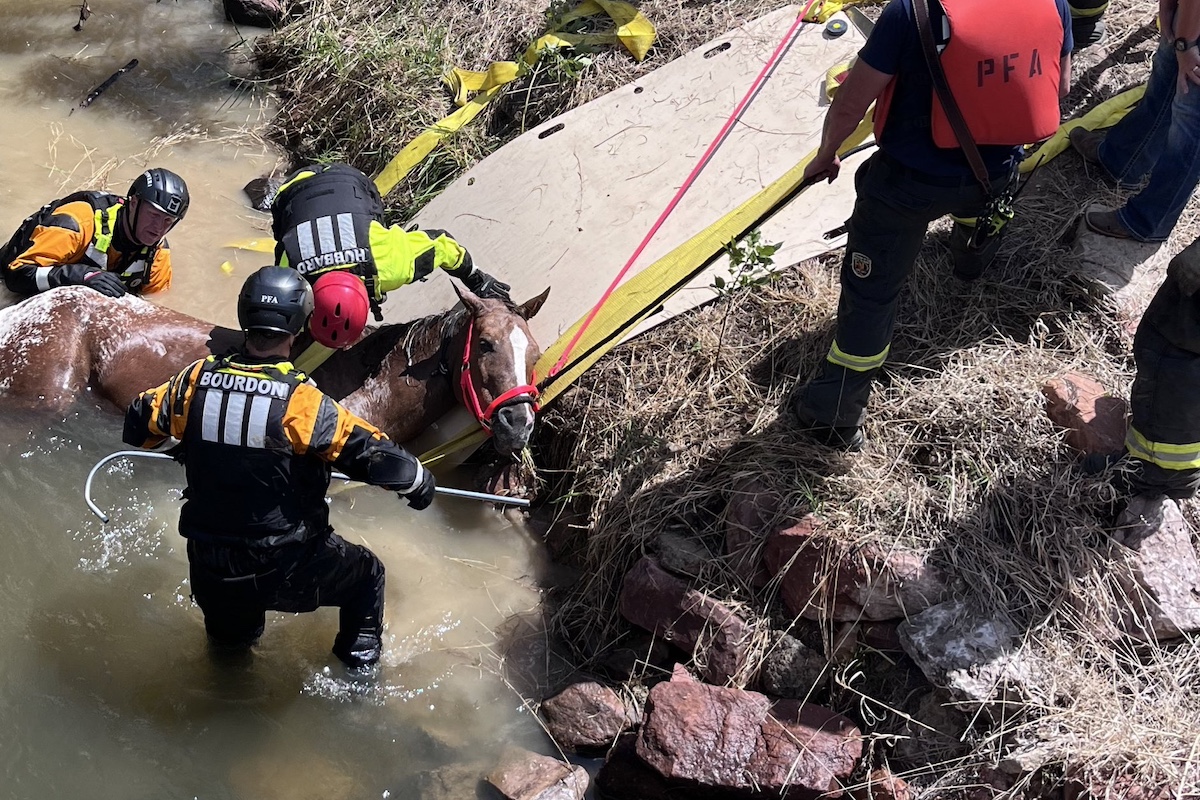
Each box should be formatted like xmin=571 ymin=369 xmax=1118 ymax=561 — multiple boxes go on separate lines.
xmin=392 ymin=6 xmax=869 ymax=459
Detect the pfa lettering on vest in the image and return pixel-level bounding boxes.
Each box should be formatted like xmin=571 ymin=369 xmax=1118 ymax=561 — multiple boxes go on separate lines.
xmin=976 ymin=50 xmax=1044 ymax=88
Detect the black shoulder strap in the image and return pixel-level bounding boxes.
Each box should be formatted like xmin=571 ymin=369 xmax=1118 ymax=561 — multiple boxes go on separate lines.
xmin=912 ymin=0 xmax=992 ymax=194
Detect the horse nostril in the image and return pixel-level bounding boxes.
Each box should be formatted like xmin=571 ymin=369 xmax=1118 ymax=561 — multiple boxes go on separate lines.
xmin=497 ymin=404 xmax=533 ymax=431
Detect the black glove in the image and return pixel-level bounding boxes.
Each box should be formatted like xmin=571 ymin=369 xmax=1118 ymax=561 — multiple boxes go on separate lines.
xmin=463 ymin=269 xmax=511 ymax=302
xmin=401 ymin=468 xmax=436 ymax=510
xmin=49 ymin=263 xmax=127 ymax=298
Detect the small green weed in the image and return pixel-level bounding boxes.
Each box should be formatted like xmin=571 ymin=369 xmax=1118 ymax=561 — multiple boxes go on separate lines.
xmin=712 ymin=229 xmax=782 ymax=294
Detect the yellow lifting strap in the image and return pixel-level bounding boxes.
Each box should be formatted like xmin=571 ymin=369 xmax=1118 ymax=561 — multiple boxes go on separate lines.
xmin=801 ymin=0 xmax=879 ymax=23
xmin=373 ymin=0 xmax=655 ymax=198
xmin=1019 ymin=83 xmax=1144 ymax=174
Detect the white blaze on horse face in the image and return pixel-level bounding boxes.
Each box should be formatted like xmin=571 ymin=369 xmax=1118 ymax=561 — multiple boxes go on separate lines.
xmin=507 ymin=326 xmax=535 ymax=425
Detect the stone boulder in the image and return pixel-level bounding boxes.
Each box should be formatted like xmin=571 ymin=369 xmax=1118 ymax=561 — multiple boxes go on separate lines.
xmin=635 ymin=678 xmax=862 ymax=796
xmin=763 ymin=516 xmax=947 ymax=621
xmin=618 ymin=556 xmax=752 ymax=684
xmin=486 ymin=747 xmax=588 ymax=800
xmin=1109 ymin=495 xmax=1200 ymax=640
xmin=1041 ymin=372 xmax=1127 ymax=455
xmin=224 ymin=0 xmax=285 ymax=28
xmin=758 ymin=632 xmax=826 ymax=699
xmin=722 ymin=479 xmax=782 ymax=588
xmin=541 ymin=681 xmax=637 ymax=753
xmin=849 ymin=768 xmax=912 ymax=800
xmin=1072 ymin=205 xmax=1168 ymax=311
xmin=897 ymin=599 xmax=1039 ymax=705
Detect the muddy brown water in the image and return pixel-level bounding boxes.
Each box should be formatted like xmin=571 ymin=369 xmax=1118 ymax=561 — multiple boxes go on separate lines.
xmin=0 ymin=2 xmax=551 ymax=797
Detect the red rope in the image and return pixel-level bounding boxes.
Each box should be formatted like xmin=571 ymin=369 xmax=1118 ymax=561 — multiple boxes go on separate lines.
xmin=548 ymin=3 xmax=818 ymax=378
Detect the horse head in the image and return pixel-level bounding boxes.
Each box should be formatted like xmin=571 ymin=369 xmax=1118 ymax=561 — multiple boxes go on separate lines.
xmin=452 ymin=284 xmax=550 ymax=458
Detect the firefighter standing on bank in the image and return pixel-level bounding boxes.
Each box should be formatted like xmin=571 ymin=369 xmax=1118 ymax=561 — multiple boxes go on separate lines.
xmin=122 ymin=266 xmax=436 ymax=669
xmin=791 ymin=0 xmax=1073 ymax=450
xmin=1087 ymin=237 xmax=1200 ymax=501
xmin=268 ymin=163 xmax=511 ymax=365
xmin=1 ymin=167 xmax=189 ymax=299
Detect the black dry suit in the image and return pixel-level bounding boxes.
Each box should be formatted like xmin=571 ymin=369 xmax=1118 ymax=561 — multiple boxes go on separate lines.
xmin=123 ymin=352 xmax=427 ymax=665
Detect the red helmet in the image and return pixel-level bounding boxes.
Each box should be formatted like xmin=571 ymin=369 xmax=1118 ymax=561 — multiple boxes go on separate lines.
xmin=310 ymin=271 xmax=369 ymax=348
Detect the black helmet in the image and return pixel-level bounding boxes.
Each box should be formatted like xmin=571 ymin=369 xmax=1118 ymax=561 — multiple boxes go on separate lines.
xmin=237 ymin=266 xmax=313 ymax=335
xmin=127 ymin=167 xmax=190 ymax=219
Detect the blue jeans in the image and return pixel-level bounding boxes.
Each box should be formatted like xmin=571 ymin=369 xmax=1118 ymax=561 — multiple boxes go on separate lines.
xmin=1098 ymin=38 xmax=1200 ymax=242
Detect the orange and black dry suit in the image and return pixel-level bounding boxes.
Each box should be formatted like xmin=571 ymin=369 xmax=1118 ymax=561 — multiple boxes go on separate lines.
xmin=1 ymin=191 xmax=171 ymax=296
xmin=123 ymin=352 xmax=426 ymax=661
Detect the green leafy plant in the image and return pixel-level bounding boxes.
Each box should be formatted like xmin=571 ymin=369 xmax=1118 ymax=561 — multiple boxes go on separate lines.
xmin=538 ymin=44 xmax=594 ymax=82
xmin=712 ymin=229 xmax=782 ymax=294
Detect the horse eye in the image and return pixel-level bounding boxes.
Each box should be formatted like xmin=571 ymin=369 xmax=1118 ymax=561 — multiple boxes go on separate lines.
xmin=478 ymin=338 xmax=495 ymax=354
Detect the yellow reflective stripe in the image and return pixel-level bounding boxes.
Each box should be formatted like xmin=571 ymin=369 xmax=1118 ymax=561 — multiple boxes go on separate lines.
xmin=950 ymin=214 xmax=977 ymax=226
xmin=827 ymin=341 xmax=888 ymax=372
xmin=274 ymin=170 xmax=316 ymax=198
xmin=1069 ymin=2 xmax=1108 ymax=18
xmin=88 ymin=206 xmax=118 ymax=265
xmin=1126 ymin=427 xmax=1200 ymax=470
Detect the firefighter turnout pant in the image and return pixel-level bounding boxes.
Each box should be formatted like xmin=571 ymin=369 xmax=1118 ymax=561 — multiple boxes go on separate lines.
xmin=796 ymin=152 xmax=1013 ymax=428
xmin=1125 ymin=323 xmax=1200 ymax=500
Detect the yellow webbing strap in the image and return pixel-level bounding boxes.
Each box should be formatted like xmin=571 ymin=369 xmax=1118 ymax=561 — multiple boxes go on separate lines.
xmin=1020 ymin=83 xmax=1144 ymax=173
xmin=533 ymin=113 xmax=876 ymax=408
xmin=293 ymin=341 xmax=337 ymax=374
xmin=373 ymin=0 xmax=655 ymax=198
xmin=801 ymin=0 xmax=879 ymax=23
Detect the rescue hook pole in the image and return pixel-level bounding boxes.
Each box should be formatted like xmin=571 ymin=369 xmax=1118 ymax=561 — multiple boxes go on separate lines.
xmin=84 ymin=450 xmax=530 ymax=524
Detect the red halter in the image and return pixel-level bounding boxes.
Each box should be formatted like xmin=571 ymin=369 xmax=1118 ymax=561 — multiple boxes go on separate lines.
xmin=459 ymin=316 xmax=540 ymax=435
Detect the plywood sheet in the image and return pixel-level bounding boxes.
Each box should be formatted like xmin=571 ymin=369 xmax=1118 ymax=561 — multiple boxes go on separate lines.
xmin=393 ymin=7 xmax=868 ymax=459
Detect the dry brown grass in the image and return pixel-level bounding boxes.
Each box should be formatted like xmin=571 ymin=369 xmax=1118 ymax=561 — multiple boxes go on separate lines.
xmin=260 ymin=0 xmax=1200 ymax=794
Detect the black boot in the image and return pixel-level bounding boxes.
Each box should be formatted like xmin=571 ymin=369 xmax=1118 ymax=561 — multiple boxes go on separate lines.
xmin=950 ymin=220 xmax=1003 ymax=282
xmin=1071 ymin=17 xmax=1106 ymax=50
xmin=333 ymin=631 xmax=382 ymax=669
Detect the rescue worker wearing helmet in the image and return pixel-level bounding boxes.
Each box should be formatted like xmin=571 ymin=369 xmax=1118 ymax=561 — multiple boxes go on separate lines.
xmin=269 ymin=163 xmax=510 ymax=356
xmin=122 ymin=266 xmax=436 ymax=668
xmin=1 ymin=167 xmax=189 ymax=299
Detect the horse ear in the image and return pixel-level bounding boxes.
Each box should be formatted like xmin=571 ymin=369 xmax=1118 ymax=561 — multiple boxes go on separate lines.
xmin=451 ymin=279 xmax=489 ymax=317
xmin=515 ymin=287 xmax=550 ymax=320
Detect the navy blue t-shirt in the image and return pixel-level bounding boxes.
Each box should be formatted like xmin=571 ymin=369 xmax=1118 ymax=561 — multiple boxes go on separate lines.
xmin=859 ymin=0 xmax=1073 ymax=177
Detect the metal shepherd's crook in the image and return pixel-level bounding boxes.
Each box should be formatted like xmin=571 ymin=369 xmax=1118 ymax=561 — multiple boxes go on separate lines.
xmin=84 ymin=450 xmax=530 ymax=524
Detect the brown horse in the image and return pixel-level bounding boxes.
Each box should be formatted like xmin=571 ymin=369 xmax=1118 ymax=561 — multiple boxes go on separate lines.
xmin=0 ymin=284 xmax=549 ymax=456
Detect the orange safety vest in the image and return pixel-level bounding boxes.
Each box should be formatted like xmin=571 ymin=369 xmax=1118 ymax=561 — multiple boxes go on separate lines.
xmin=874 ymin=0 xmax=1063 ymax=148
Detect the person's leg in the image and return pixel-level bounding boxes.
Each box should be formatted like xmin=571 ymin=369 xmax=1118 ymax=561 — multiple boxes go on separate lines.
xmin=948 ymin=169 xmax=1019 ymax=281
xmin=1116 ymin=67 xmax=1200 ymax=242
xmin=1124 ymin=324 xmax=1200 ymax=499
xmin=269 ymin=532 xmax=386 ymax=668
xmin=187 ymin=541 xmax=269 ymax=651
xmin=795 ymin=156 xmax=934 ymax=434
xmin=796 ymin=155 xmax=986 ymax=437
xmin=1097 ymin=39 xmax=1180 ymax=187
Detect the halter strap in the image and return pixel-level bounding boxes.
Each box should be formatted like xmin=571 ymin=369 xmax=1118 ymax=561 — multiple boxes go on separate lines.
xmin=459 ymin=316 xmax=539 ymax=435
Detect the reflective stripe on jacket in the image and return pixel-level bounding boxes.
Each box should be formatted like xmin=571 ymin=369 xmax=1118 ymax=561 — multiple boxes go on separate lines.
xmin=123 ymin=354 xmax=423 ymax=546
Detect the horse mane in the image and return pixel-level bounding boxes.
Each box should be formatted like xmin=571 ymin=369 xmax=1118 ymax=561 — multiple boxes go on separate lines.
xmin=309 ymin=305 xmax=469 ymax=401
